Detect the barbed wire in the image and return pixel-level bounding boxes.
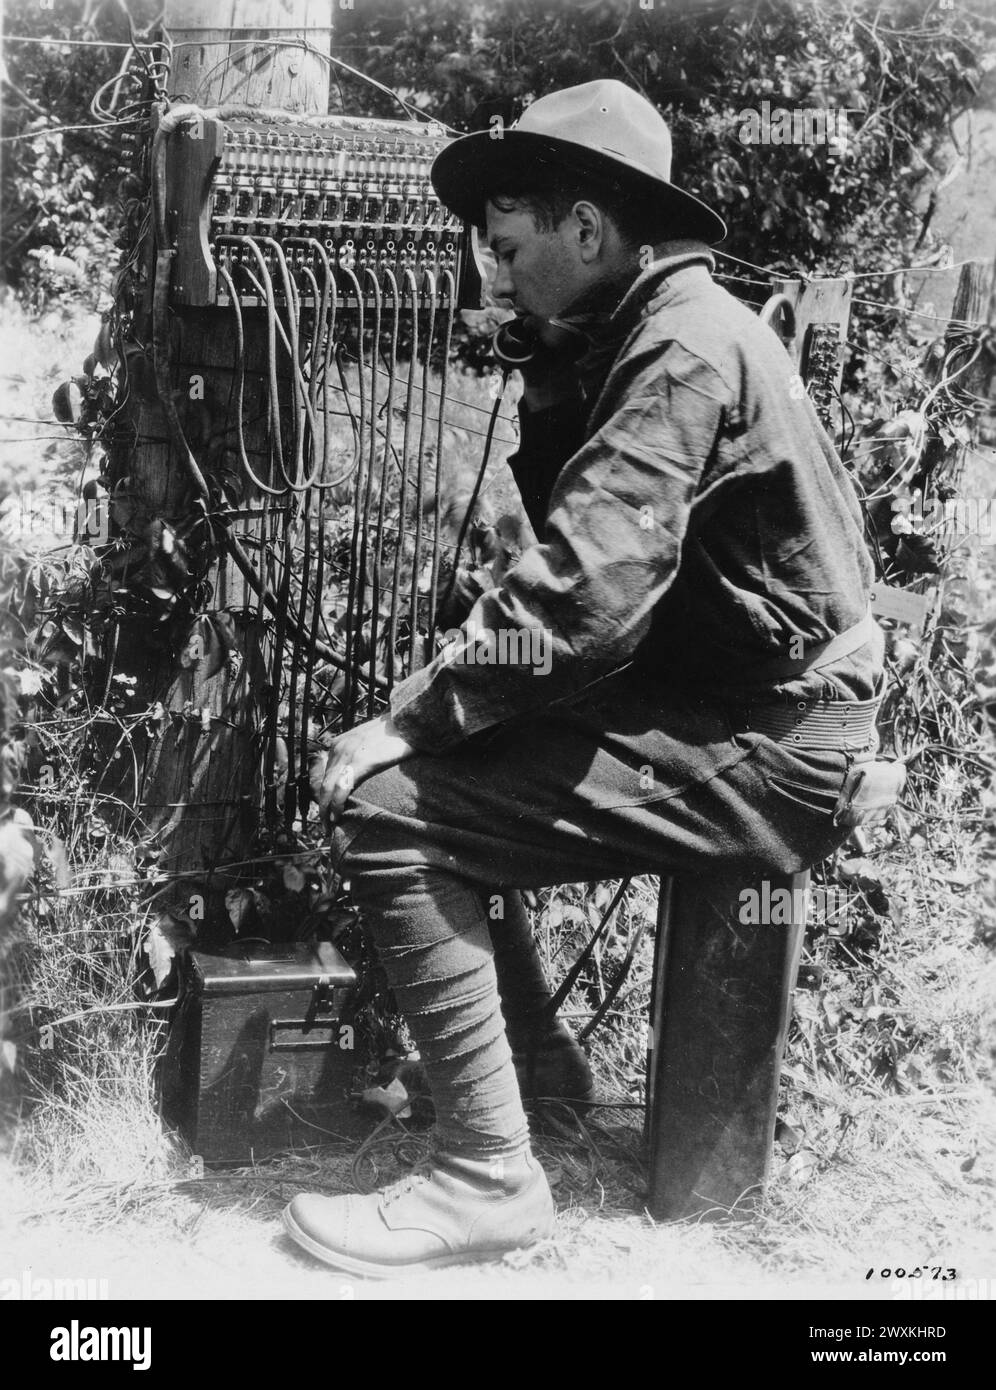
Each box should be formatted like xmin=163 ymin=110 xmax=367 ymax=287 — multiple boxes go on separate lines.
xmin=0 ymin=119 xmax=145 ymax=143
xmin=3 ymin=35 xmax=162 ymax=49
xmin=717 ymin=250 xmax=990 ymax=330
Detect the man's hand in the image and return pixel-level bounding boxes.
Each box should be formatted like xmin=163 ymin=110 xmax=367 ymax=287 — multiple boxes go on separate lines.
xmin=517 ymin=316 xmax=586 ymax=412
xmin=314 ymin=713 xmax=415 ymax=830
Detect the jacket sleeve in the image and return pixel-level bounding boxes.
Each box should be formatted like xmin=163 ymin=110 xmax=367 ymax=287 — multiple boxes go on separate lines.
xmin=389 ymin=342 xmax=728 ymax=751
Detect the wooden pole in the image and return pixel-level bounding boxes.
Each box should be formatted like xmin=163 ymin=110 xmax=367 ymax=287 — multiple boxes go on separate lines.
xmin=166 ymin=0 xmax=331 ymax=113
xmin=112 ymin=2 xmax=331 ymax=916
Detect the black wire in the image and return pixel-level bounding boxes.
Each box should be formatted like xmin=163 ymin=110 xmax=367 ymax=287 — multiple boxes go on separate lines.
xmin=578 ymin=910 xmax=648 ymax=1045
xmin=437 ymin=376 xmax=509 ymax=620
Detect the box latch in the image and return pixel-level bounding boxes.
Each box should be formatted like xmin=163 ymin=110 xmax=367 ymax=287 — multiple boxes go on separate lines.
xmin=269 ymin=974 xmax=347 ymax=1051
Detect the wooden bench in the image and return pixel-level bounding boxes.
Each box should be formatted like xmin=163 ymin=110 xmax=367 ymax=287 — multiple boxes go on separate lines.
xmin=644 ymin=869 xmax=809 ymax=1220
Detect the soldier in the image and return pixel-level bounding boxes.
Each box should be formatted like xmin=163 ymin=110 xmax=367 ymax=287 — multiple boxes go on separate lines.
xmin=284 ymin=80 xmax=884 ymax=1277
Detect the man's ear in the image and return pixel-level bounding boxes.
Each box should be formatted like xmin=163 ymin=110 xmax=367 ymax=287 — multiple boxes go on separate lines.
xmin=572 ymin=201 xmax=604 ymax=263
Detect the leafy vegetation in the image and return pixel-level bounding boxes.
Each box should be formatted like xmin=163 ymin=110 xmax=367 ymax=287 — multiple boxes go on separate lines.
xmin=338 ymin=0 xmax=989 ymax=276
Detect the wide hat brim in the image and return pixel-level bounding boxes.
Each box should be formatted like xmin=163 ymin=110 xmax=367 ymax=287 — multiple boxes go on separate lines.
xmin=431 ymin=129 xmax=727 ymax=245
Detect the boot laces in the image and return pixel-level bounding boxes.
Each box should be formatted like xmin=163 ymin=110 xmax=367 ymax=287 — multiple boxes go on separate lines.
xmin=380 ymin=1163 xmax=433 ymax=1207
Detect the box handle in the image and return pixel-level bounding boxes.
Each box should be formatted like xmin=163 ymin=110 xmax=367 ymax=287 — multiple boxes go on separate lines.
xmin=269 ymin=1018 xmax=340 ymax=1051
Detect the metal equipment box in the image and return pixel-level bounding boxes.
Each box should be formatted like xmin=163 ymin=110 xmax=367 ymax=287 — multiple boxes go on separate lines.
xmin=161 ymin=941 xmax=367 ymax=1164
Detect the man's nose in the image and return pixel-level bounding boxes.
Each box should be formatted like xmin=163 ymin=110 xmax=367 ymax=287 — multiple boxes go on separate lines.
xmin=491 ymin=261 xmax=515 ymax=303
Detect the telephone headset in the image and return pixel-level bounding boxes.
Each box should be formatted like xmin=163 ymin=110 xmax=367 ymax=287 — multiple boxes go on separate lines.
xmin=490 ymin=314 xmax=588 ymax=369
xmin=492 ymin=316 xmax=543 ymax=367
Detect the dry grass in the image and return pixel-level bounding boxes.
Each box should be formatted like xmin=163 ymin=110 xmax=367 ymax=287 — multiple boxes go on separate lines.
xmin=2 ymin=674 xmax=991 ymax=1299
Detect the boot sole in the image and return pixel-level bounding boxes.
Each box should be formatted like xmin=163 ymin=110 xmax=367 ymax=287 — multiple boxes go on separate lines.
xmin=282 ymin=1205 xmax=546 ymax=1280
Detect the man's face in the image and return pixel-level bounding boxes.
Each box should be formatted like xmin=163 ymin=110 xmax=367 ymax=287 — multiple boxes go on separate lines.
xmin=484 ymin=201 xmax=590 ymax=326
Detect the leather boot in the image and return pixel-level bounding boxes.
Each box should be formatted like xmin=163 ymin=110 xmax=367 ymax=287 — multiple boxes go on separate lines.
xmin=283 ymin=1149 xmax=555 ymax=1278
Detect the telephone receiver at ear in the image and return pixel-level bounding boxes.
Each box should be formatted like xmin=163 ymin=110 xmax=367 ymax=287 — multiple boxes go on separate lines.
xmin=492 ymin=315 xmax=589 ymax=368
xmin=492 ymin=317 xmax=541 ymax=366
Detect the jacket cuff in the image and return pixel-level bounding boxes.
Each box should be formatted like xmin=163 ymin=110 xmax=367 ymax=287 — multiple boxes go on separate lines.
xmin=387 ymin=656 xmax=467 ymax=753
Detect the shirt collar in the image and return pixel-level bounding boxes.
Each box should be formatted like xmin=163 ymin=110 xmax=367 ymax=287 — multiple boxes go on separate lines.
xmin=555 ymin=240 xmax=715 ymax=358
xmin=608 ymin=240 xmax=716 ymax=337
